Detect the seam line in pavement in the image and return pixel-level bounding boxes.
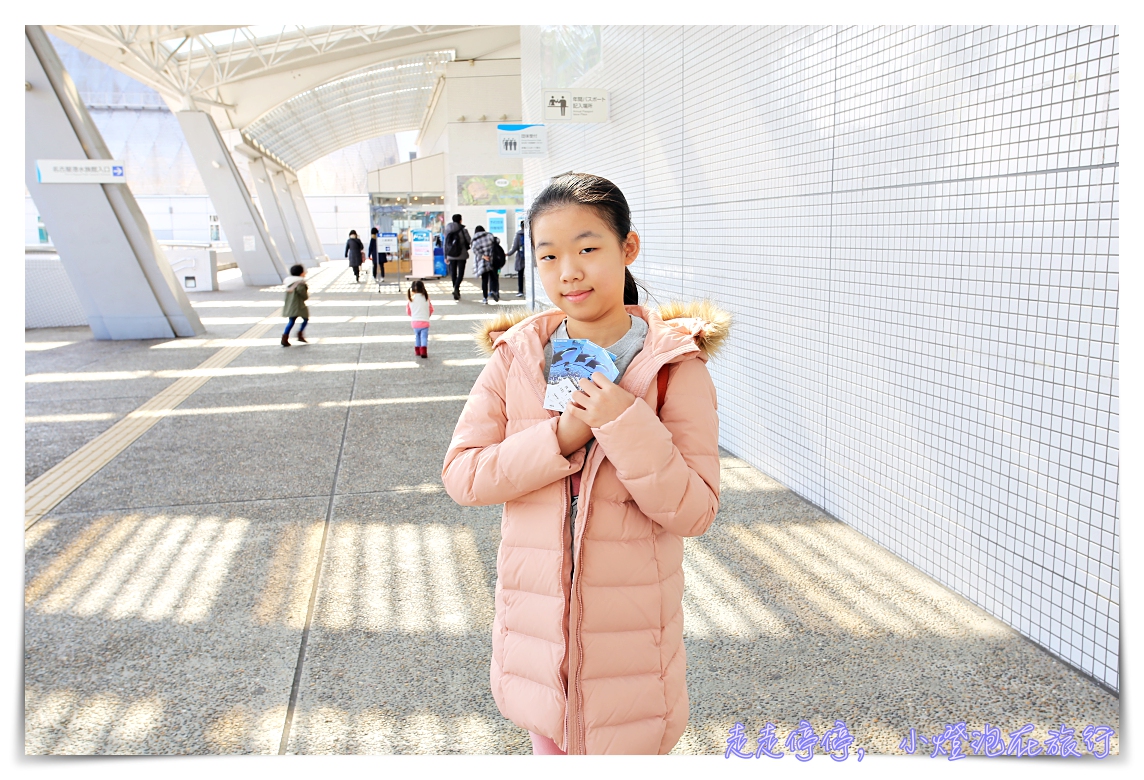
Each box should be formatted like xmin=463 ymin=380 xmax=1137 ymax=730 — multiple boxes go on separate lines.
xmin=278 ymin=300 xmax=369 ymax=754
xmin=24 ymin=312 xmax=283 ymax=530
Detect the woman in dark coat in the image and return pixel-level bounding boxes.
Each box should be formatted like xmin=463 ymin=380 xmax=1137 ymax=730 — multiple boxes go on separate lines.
xmin=510 ymin=220 xmax=526 ymax=297
xmin=345 ymin=230 xmax=365 ymax=282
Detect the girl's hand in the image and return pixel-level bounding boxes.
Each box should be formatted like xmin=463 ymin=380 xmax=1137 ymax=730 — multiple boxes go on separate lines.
xmin=556 ymin=408 xmax=594 ymax=456
xmin=566 ymin=374 xmax=637 ymax=429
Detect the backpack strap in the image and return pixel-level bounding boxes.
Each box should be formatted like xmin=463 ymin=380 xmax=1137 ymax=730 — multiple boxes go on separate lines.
xmin=655 ymin=363 xmax=671 ymax=417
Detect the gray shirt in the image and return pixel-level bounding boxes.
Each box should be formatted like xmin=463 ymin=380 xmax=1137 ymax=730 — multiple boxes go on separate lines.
xmin=543 ymin=315 xmax=649 ymax=568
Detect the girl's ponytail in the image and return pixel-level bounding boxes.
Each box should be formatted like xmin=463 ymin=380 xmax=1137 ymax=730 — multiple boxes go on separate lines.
xmin=623 ymin=268 xmax=639 ymax=306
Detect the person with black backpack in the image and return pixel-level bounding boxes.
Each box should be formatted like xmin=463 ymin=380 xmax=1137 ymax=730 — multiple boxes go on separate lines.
xmin=443 ymin=214 xmax=471 ymax=301
xmin=470 ymin=225 xmax=500 ymax=304
xmin=491 ymin=236 xmax=507 ymax=273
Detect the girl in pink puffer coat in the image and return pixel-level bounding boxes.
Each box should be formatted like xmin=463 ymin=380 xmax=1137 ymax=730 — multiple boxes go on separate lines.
xmin=442 ymin=173 xmax=730 ymax=755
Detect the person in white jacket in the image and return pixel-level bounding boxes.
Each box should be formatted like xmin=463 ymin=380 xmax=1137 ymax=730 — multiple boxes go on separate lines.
xmin=406 ymin=280 xmax=434 ymax=358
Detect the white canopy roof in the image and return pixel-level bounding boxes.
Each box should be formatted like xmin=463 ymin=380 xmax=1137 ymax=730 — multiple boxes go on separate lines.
xmin=48 ymin=25 xmax=519 ymax=171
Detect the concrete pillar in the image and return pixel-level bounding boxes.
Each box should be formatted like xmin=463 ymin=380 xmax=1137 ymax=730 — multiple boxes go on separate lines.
xmin=24 ymin=26 xmax=205 ymax=340
xmin=247 ymin=156 xmax=300 ymax=268
xmin=284 ymin=173 xmax=328 ymax=261
xmin=268 ymin=164 xmax=318 ymax=268
xmin=176 ymin=110 xmax=286 ymax=286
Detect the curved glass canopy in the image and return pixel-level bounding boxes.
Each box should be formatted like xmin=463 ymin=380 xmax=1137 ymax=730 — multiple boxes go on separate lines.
xmin=46 ymin=25 xmax=503 ymax=170
xmin=243 ymin=51 xmax=454 ymax=171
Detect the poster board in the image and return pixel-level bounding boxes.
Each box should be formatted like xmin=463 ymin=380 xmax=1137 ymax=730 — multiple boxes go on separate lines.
xmin=410 ymin=228 xmax=435 ymax=277
xmin=486 ymin=209 xmax=508 ymax=245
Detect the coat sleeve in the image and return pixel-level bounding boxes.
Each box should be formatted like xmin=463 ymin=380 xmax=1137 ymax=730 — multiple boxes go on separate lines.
xmin=591 ymin=357 xmax=720 ymax=537
xmin=442 ymin=346 xmax=587 ymax=506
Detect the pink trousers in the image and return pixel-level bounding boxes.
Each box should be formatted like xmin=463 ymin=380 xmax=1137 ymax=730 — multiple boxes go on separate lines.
xmin=529 ymin=731 xmax=566 ymax=755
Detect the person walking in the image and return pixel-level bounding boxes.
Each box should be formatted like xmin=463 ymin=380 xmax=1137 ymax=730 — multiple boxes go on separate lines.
xmin=345 ymin=230 xmax=365 ymax=282
xmin=509 ymin=220 xmax=526 ymax=297
xmin=406 ymin=280 xmax=434 ymax=359
xmin=368 ymin=226 xmax=386 ymax=281
xmin=280 ymin=263 xmax=310 ymax=347
xmin=442 ymin=172 xmax=730 ymax=754
xmin=443 ymin=214 xmax=470 ymax=300
xmin=470 ymin=224 xmax=499 ymax=304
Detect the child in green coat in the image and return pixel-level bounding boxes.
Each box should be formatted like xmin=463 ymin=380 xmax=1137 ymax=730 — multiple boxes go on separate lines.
xmin=281 ymin=263 xmax=309 ymax=347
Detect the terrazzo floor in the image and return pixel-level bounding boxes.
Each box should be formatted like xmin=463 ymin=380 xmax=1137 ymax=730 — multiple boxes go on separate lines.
xmin=24 ymin=263 xmax=1120 ymax=757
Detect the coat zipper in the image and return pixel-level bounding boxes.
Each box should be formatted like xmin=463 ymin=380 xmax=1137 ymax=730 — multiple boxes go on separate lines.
xmin=503 ymin=333 xmax=697 ymax=754
xmin=568 ymin=348 xmax=693 ymax=754
xmin=572 ymin=456 xmax=592 ymax=754
xmin=562 ymin=473 xmax=573 ymax=753
xmin=500 ymin=339 xmax=576 ymax=753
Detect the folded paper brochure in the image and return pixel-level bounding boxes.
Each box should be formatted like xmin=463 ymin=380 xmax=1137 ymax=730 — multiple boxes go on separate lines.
xmin=543 ymin=338 xmax=619 ymax=412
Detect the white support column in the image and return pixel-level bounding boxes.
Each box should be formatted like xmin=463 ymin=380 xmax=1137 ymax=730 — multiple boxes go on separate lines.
xmin=284 ymin=173 xmax=328 ymax=261
xmin=268 ymin=164 xmax=318 ymax=268
xmin=176 ymin=110 xmax=286 ymax=286
xmin=247 ymin=156 xmax=300 ymax=268
xmin=24 ymin=27 xmax=205 ymax=340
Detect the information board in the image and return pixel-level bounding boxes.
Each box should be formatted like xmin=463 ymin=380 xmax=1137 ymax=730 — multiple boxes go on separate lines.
xmin=497 ymin=124 xmax=548 ymax=157
xmin=486 ymin=209 xmax=507 ymax=245
xmin=411 ymin=228 xmax=434 ymax=277
xmin=36 ymin=159 xmax=126 ymax=183
xmin=542 ymin=89 xmax=609 ymax=122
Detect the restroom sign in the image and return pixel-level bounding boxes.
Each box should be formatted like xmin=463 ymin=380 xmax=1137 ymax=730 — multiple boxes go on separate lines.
xmin=542 ymin=89 xmax=609 ymax=122
xmin=497 ymin=124 xmax=547 ymax=157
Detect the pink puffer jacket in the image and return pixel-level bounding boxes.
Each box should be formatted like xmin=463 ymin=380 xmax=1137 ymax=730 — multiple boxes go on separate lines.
xmin=442 ymin=300 xmax=730 ymax=754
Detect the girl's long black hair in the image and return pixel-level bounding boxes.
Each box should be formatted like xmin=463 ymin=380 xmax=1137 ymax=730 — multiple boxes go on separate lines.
xmin=526 ymin=172 xmax=648 ymax=306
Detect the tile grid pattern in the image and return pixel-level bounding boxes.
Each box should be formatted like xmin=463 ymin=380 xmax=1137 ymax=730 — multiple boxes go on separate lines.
xmin=521 ymin=24 xmax=1119 ymax=690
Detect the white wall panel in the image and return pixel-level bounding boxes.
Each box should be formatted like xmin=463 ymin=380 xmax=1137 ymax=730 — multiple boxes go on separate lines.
xmin=521 ymin=24 xmax=1119 ymax=691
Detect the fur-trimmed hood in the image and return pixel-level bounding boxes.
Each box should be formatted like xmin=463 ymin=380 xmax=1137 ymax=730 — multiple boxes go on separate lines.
xmin=473 ymin=299 xmax=731 ymax=357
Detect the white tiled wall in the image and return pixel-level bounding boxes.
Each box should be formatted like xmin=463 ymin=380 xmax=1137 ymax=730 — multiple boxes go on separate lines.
xmin=521 ymin=25 xmax=1119 ymax=691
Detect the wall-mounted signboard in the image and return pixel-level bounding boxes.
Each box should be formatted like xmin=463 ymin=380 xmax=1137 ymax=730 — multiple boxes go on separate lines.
xmin=497 ymin=124 xmax=548 ymax=157
xmin=542 ymin=89 xmax=609 ymax=122
xmin=36 ymin=159 xmax=126 ymax=183
xmin=486 ymin=209 xmax=508 ymax=245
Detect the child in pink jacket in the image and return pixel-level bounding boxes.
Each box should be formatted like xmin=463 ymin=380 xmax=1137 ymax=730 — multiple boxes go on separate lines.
xmin=442 ymin=172 xmax=730 ymax=755
xmin=407 ymin=280 xmax=433 ymax=358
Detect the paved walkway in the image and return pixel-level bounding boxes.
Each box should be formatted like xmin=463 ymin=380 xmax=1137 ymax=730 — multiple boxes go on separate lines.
xmin=24 ymin=264 xmax=1119 ymax=755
